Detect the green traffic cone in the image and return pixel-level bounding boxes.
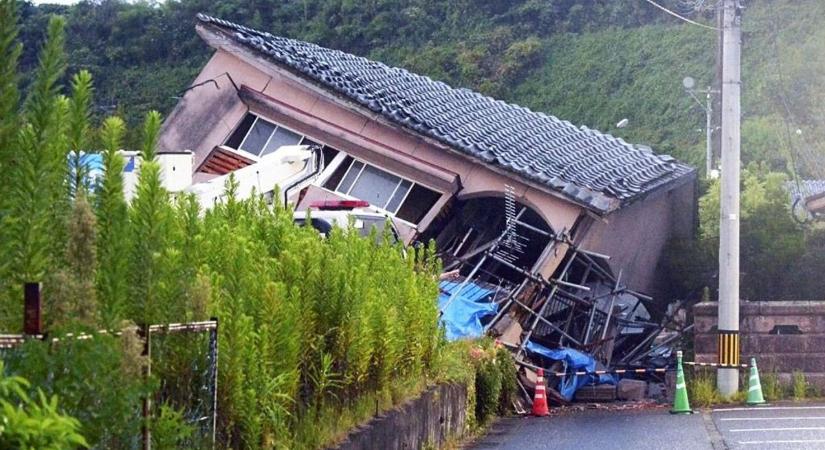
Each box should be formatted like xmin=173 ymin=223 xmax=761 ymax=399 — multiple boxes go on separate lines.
xmin=671 ymin=350 xmax=693 ymax=414
xmin=746 ymin=357 xmax=766 ymax=406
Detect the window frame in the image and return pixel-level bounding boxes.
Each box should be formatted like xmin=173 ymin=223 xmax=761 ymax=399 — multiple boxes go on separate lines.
xmin=332 ymin=157 xmax=423 ymax=218
xmin=230 ymin=113 xmax=310 ymax=158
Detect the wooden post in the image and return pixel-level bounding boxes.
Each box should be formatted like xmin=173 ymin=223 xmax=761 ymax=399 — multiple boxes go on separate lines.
xmin=23 ymin=282 xmax=42 ymax=335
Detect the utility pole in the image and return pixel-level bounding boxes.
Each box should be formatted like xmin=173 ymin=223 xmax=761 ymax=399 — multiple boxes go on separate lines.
xmin=717 ymin=0 xmax=742 ymax=397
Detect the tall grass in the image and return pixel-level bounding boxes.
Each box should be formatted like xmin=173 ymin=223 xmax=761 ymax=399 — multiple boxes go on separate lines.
xmin=0 ymin=9 xmax=448 ymax=449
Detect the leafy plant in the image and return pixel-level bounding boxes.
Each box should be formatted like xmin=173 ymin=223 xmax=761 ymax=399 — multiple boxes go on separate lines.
xmin=151 ymin=404 xmax=195 ymax=450
xmin=0 ymin=361 xmax=88 ymax=449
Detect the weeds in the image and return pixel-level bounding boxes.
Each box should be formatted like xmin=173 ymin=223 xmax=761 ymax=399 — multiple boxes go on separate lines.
xmin=793 ymin=370 xmax=807 ymax=401
xmin=761 ymin=371 xmax=782 ymax=401
xmin=688 ymin=369 xmax=720 ymax=407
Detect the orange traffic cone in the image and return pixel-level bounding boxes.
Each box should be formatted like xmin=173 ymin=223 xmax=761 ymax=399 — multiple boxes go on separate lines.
xmin=532 ymin=368 xmax=550 ymax=417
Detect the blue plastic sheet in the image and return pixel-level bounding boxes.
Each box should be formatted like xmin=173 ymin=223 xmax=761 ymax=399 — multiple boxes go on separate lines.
xmin=438 ymin=281 xmax=498 ymax=341
xmin=525 ymin=340 xmax=616 ymax=400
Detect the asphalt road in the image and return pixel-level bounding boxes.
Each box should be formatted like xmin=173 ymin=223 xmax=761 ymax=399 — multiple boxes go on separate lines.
xmin=712 ymin=405 xmax=825 ymax=449
xmin=470 ymin=408 xmax=714 ymax=450
xmin=469 ymin=403 xmax=825 ymax=450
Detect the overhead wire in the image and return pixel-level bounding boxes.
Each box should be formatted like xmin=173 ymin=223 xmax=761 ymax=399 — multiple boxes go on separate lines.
xmin=642 ymin=0 xmax=719 ymax=30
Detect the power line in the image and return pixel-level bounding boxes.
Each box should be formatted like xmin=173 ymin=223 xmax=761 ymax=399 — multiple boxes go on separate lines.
xmin=642 ymin=0 xmax=719 ymax=30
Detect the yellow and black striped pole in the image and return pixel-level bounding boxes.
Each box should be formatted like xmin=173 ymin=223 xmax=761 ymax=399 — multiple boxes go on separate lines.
xmin=718 ymin=329 xmax=740 ymax=368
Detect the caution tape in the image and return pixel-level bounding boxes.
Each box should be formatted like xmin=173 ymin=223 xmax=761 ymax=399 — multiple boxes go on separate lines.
xmin=543 ymin=367 xmax=671 ymax=377
xmin=538 ymin=361 xmax=750 ymax=378
xmin=0 ymin=320 xmax=219 ymax=349
xmin=684 ymin=361 xmax=748 ymax=369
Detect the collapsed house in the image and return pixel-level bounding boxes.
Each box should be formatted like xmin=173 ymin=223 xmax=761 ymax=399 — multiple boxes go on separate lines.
xmin=156 ymin=15 xmax=698 ymax=402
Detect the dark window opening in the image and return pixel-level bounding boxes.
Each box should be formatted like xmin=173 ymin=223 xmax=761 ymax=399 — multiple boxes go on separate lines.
xmin=420 ymin=197 xmax=553 ymax=284
xmin=225 ymin=113 xmax=256 ymax=149
xmin=323 ymin=156 xmax=352 ymax=191
xmin=397 ymin=184 xmax=440 ymax=223
xmin=321 ymin=145 xmax=340 ymax=168
xmin=770 ymin=325 xmax=803 ymax=335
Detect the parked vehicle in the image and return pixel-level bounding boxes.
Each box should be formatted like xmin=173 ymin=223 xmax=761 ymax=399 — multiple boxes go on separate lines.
xmin=294 ymin=200 xmax=400 ymax=244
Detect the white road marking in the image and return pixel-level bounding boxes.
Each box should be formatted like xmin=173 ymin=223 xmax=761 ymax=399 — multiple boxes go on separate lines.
xmin=714 ymin=406 xmax=825 ymax=412
xmin=730 ymin=427 xmax=825 ymax=432
xmin=739 ymin=440 xmax=825 ymax=445
xmin=721 ymin=416 xmax=825 ymax=421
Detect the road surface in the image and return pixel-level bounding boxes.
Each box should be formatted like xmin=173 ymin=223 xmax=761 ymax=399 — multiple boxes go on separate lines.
xmin=469 ymin=403 xmax=825 ymax=449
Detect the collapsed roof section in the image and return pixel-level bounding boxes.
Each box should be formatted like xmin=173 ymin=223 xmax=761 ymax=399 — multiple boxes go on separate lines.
xmin=196 ymin=14 xmax=694 ymax=214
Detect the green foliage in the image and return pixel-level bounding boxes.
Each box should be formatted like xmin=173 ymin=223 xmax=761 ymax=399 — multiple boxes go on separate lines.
xmin=761 ymin=371 xmax=782 ymax=401
xmin=4 ymin=333 xmax=150 ymax=447
xmin=0 ymin=0 xmax=21 ymax=175
xmin=96 ymin=116 xmax=130 ymax=326
xmin=9 ymin=14 xmax=68 ymax=284
xmin=128 ymin=110 xmax=174 ymax=324
xmin=670 ymin=165 xmax=808 ymax=301
xmin=496 ymin=347 xmax=517 ymax=416
xmin=151 ymin=404 xmax=195 ymax=450
xmin=0 ymin=361 xmax=88 ymax=450
xmin=793 ymin=370 xmax=807 ymax=401
xmin=67 ymin=70 xmax=94 ymax=196
xmin=141 ymin=110 xmax=162 ymax=161
xmin=687 ymin=368 xmax=721 ymax=407
xmin=45 ymin=192 xmax=99 ymax=330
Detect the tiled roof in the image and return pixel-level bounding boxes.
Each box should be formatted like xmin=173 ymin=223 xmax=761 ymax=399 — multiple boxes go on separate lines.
xmin=197 ymin=14 xmax=694 ymax=213
xmin=788 ymin=180 xmax=825 ymax=205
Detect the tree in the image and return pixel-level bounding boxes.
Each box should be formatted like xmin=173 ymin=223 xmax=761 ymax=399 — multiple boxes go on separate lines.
xmin=128 ymin=110 xmax=174 ymax=324
xmin=96 ymin=116 xmax=130 ymax=326
xmin=45 ymin=193 xmax=99 ymax=330
xmin=67 ymin=70 xmax=94 ymax=197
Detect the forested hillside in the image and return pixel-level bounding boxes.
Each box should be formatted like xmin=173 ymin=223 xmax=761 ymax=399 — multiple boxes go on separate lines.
xmin=17 ymin=0 xmax=825 ymax=176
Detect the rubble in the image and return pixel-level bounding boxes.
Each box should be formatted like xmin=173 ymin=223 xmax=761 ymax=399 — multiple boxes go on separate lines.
xmin=617 ymin=379 xmax=648 ymax=402
xmin=435 ymin=188 xmax=692 ymax=408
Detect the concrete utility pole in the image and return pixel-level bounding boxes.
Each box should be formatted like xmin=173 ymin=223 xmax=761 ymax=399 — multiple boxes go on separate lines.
xmin=717 ymin=0 xmax=742 ymax=397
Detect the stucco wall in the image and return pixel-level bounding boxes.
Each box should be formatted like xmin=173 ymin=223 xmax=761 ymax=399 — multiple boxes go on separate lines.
xmin=577 ymin=174 xmax=697 ymax=296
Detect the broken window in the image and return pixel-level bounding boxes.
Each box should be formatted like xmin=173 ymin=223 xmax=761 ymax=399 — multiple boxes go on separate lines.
xmin=320 ymin=155 xmax=440 ymax=223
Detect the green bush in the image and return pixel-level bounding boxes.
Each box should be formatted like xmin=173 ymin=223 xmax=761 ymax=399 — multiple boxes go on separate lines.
xmin=474 ymin=357 xmax=502 ymax=425
xmin=496 ymin=347 xmax=517 ymax=416
xmin=0 ymin=361 xmax=88 ymax=449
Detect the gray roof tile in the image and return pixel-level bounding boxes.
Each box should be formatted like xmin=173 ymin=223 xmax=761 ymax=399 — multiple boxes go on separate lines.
xmin=197 ymin=14 xmax=694 ymax=213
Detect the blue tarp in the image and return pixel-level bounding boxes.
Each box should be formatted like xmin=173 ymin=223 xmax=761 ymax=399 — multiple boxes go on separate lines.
xmin=525 ymin=340 xmax=616 ymax=400
xmin=438 ymin=281 xmax=498 ymax=341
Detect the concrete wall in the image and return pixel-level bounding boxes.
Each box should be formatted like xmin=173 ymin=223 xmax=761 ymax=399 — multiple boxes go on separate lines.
xmin=331 ymin=383 xmax=468 ymax=450
xmin=694 ymin=301 xmax=825 ymax=388
xmin=578 ymin=174 xmax=697 ymax=297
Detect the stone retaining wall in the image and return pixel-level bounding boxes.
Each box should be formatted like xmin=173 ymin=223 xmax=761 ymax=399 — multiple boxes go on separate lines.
xmin=694 ymin=301 xmax=825 ymax=388
xmin=331 ymin=383 xmax=468 ymax=450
